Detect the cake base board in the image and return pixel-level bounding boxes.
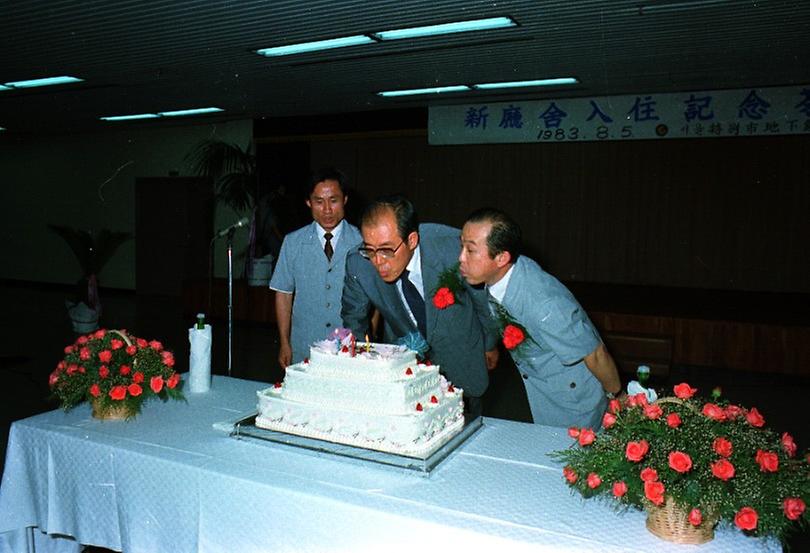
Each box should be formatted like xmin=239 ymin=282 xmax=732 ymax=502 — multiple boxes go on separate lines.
xmin=226 ymin=413 xmax=483 ymax=474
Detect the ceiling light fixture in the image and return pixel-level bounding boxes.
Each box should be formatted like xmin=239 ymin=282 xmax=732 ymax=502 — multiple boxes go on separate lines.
xmin=100 ymin=113 xmax=161 ymax=121
xmin=378 ymin=76 xmax=577 ymax=98
xmin=100 ymin=107 xmax=223 ymax=122
xmin=0 ymin=75 xmax=84 ymax=90
xmin=472 ymin=77 xmax=579 ymax=89
xmin=633 ymin=0 xmax=732 ymax=14
xmin=377 ymin=85 xmax=472 ymax=97
xmin=159 ymin=107 xmax=223 ymax=117
xmin=256 ymin=35 xmax=375 ymax=57
xmin=256 ymin=16 xmax=517 ymax=57
xmin=373 ymin=16 xmax=516 ymax=41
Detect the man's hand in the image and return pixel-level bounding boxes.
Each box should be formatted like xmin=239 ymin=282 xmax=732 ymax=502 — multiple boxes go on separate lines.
xmin=278 ymin=343 xmax=292 ymax=370
xmin=485 ymin=347 xmax=500 ymax=371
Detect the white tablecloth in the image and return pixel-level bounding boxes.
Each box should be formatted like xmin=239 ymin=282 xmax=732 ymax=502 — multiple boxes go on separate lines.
xmin=0 ymin=376 xmax=779 ymax=553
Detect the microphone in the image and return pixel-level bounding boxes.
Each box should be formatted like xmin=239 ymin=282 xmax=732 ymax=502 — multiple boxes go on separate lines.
xmin=214 ymin=217 xmax=250 ymax=239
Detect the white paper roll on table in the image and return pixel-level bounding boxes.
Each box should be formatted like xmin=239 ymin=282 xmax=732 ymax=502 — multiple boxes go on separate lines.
xmin=188 ymin=324 xmax=212 ymax=393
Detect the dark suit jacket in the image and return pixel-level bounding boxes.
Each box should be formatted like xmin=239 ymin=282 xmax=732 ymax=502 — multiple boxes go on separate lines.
xmin=341 ymin=223 xmax=496 ymax=397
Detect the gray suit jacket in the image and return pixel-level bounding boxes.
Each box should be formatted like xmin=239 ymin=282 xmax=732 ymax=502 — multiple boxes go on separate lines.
xmin=500 ymin=256 xmax=606 ymax=428
xmin=270 ymin=221 xmax=362 ymax=363
xmin=342 ymin=223 xmax=496 ymax=397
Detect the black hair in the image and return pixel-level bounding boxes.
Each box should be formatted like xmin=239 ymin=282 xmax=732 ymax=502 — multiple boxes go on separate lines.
xmin=361 ymin=194 xmax=418 ymax=239
xmin=465 ymin=207 xmax=522 ymax=261
xmin=307 ymin=167 xmax=347 ymax=197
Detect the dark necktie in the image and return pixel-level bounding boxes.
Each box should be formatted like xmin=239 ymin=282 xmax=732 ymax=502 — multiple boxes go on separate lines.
xmin=486 ymin=288 xmax=499 ymax=311
xmin=323 ymin=232 xmax=333 ymax=262
xmin=401 ymin=269 xmax=427 ymax=337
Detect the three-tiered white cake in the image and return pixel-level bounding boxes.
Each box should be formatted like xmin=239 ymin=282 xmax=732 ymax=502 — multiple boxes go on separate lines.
xmin=255 ymin=334 xmax=464 ymax=456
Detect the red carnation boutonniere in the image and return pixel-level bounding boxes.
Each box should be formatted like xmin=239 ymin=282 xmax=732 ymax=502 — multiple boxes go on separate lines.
xmin=502 ymin=324 xmax=526 ymax=350
xmin=491 ymin=302 xmax=533 ymax=354
xmin=431 ymin=263 xmax=465 ymax=310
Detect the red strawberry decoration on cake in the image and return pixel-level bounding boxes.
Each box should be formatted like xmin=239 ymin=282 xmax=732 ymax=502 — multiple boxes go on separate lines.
xmin=274 ymin=381 xmax=282 ymax=389
xmin=416 ymin=403 xmax=423 ymax=411
xmin=341 ymin=345 xmax=349 ymax=353
xmin=448 ymin=384 xmax=455 ymax=393
xmin=405 ymin=367 xmax=413 ymax=376
xmin=430 ymin=395 xmax=438 ymax=404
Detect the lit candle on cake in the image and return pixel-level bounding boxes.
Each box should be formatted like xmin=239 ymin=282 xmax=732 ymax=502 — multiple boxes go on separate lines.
xmin=365 ymin=334 xmax=370 ymax=353
xmin=350 ymin=334 xmax=356 ymax=357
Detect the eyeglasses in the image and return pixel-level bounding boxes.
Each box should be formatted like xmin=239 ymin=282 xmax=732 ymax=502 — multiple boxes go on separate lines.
xmin=358 ymin=240 xmax=404 ymax=260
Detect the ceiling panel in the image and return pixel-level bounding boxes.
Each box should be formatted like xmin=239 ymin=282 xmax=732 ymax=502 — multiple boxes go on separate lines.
xmin=1 ymin=0 xmax=808 ymax=134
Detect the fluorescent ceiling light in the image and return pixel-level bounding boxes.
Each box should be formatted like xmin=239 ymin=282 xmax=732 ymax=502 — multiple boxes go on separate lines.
xmin=0 ymin=127 xmax=6 ymax=131
xmin=378 ymin=85 xmax=471 ymax=97
xmin=3 ymin=76 xmax=83 ymax=88
xmin=638 ymin=0 xmax=731 ymax=14
xmin=256 ymin=16 xmax=517 ymax=57
xmin=159 ymin=107 xmax=223 ymax=117
xmin=100 ymin=107 xmax=224 ymax=121
xmin=473 ymin=77 xmax=579 ymax=90
xmin=377 ymin=77 xmax=578 ymax=98
xmin=0 ymin=85 xmax=11 ymax=91
xmin=100 ymin=113 xmax=161 ymax=121
xmin=256 ymin=35 xmax=375 ymax=57
xmin=374 ymin=16 xmax=516 ymax=40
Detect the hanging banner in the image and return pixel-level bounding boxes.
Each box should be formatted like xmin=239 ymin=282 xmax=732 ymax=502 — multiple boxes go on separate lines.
xmin=428 ymin=85 xmax=810 ymax=144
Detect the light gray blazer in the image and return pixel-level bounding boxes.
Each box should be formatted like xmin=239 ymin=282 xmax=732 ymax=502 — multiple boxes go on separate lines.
xmin=499 ymin=256 xmax=606 ymax=428
xmin=270 ymin=221 xmax=362 ymax=363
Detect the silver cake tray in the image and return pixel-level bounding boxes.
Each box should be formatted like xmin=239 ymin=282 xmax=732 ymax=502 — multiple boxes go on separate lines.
xmin=226 ymin=413 xmax=483 ymax=474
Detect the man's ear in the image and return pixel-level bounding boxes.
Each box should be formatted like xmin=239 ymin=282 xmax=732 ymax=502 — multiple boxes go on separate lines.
xmin=305 ymin=199 xmax=312 ymax=209
xmin=407 ymin=231 xmax=419 ymax=250
xmin=495 ymin=250 xmax=512 ymax=268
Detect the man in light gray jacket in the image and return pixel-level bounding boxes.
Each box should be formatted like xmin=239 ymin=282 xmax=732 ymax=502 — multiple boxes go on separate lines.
xmin=458 ymin=207 xmax=621 ymax=428
xmin=270 ymin=168 xmax=362 ymax=368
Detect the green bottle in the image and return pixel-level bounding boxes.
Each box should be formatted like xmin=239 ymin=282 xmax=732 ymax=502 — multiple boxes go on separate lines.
xmin=196 ymin=313 xmax=205 ymax=330
xmin=637 ymin=364 xmax=650 ymax=386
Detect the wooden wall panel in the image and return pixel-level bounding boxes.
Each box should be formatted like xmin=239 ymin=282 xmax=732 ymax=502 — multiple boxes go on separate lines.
xmin=589 ymin=311 xmax=810 ymax=376
xmin=311 ymin=134 xmax=810 ymax=293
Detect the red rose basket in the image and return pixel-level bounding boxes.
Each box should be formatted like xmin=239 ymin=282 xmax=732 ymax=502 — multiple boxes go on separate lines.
xmin=50 ymin=328 xmax=185 ymax=420
xmin=553 ymin=384 xmax=809 ymax=544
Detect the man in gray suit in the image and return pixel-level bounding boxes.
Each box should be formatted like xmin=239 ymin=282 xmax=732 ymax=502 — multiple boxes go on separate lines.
xmin=341 ymin=195 xmax=499 ymax=417
xmin=458 ymin=207 xmax=621 ymax=429
xmin=270 ymin=168 xmax=362 ymax=368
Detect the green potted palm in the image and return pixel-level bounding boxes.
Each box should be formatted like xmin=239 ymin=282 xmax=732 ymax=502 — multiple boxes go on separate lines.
xmin=48 ymin=225 xmax=132 ymax=332
xmin=186 ymin=139 xmax=282 ymax=286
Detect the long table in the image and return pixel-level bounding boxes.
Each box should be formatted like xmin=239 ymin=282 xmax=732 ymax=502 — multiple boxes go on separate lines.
xmin=0 ymin=376 xmax=779 ymax=553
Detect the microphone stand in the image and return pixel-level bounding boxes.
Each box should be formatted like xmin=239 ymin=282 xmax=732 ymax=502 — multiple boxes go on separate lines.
xmin=226 ymin=227 xmax=235 ymax=377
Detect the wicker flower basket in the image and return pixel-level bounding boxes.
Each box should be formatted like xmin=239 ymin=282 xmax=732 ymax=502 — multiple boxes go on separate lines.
xmin=91 ymin=398 xmax=135 ymax=420
xmin=89 ymin=329 xmax=137 ymax=420
xmin=646 ymin=498 xmax=717 ymax=544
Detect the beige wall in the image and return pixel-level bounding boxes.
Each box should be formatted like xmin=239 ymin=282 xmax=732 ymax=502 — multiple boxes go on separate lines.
xmin=0 ymin=119 xmax=252 ymax=289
